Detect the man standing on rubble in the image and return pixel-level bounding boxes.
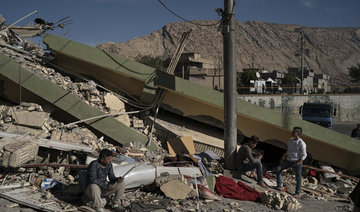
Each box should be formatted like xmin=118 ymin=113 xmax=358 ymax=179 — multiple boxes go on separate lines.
xmin=83 ymin=149 xmax=125 ymax=212
xmin=275 ymin=127 xmax=307 ymax=198
xmin=236 ymin=135 xmax=267 ymax=188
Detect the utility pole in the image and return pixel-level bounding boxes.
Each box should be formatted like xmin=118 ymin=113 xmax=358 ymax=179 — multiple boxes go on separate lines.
xmin=222 ymin=0 xmax=237 ymax=170
xmin=300 ymin=31 xmax=304 ymax=94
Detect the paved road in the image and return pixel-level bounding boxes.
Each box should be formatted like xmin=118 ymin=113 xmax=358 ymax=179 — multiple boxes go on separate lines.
xmin=332 ymin=121 xmax=357 ymax=137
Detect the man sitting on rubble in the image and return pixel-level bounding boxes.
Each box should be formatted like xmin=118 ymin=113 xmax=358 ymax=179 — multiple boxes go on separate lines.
xmin=83 ymin=149 xmax=125 ymax=212
xmin=236 ymin=135 xmax=267 ymax=188
xmin=275 ymin=127 xmax=307 ymax=198
xmin=351 ymin=124 xmax=360 ymax=140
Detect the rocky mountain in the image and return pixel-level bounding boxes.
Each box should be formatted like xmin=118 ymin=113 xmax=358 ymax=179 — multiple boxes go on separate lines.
xmin=97 ymin=20 xmax=360 ymax=85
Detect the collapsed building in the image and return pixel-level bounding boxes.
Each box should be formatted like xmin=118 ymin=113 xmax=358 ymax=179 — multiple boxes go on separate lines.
xmin=0 ymin=13 xmax=359 ymax=212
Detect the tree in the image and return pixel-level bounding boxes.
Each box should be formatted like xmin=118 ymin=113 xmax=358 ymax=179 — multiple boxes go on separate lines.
xmin=135 ymin=55 xmax=170 ymax=71
xmin=239 ymin=69 xmax=258 ymax=86
xmin=349 ymin=64 xmax=360 ymax=82
xmin=282 ymin=73 xmax=298 ymax=84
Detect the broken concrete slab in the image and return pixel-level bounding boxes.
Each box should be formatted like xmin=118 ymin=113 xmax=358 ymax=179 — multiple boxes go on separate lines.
xmin=43 ymin=33 xmax=157 ymax=104
xmin=2 ymin=123 xmax=47 ymax=137
xmin=104 ymin=93 xmax=125 ymax=112
xmin=12 ymin=111 xmax=47 ymax=129
xmin=160 ymin=180 xmax=193 ymax=200
xmin=0 ymin=131 xmax=94 ymax=153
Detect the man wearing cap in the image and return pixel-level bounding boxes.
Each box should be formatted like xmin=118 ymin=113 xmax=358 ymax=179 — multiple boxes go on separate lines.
xmin=236 ymin=135 xmax=267 ymax=188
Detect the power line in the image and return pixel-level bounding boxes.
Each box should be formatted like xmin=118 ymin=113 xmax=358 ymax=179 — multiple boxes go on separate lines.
xmin=157 ymin=0 xmax=223 ymax=27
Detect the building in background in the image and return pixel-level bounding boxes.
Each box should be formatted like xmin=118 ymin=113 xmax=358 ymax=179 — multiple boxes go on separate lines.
xmin=175 ymin=53 xmax=223 ymax=90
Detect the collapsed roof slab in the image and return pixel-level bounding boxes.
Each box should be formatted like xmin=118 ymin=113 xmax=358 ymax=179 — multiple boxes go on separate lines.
xmin=156 ymin=71 xmax=360 ymax=174
xmin=43 ymin=33 xmax=157 ymax=105
xmin=43 ymin=34 xmax=360 ymax=174
xmin=0 ymin=52 xmax=154 ymax=149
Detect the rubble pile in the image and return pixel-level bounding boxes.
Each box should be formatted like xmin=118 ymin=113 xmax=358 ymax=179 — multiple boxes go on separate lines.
xmin=0 ymin=102 xmax=114 ymax=150
xmin=261 ymin=191 xmax=302 ymax=211
xmin=0 ymin=34 xmax=153 ymax=138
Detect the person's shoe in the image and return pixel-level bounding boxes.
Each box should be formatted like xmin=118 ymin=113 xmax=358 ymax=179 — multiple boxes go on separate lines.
xmin=257 ymin=182 xmax=268 ymax=189
xmin=274 ymin=186 xmax=286 ymax=192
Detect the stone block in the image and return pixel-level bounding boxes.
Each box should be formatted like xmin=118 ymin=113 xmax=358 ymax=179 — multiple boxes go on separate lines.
xmin=133 ymin=119 xmax=144 ymax=129
xmin=12 ymin=111 xmax=47 ymax=129
xmin=1 ymin=137 xmax=39 ymax=167
xmin=104 ymin=93 xmax=125 ymax=112
xmin=160 ymin=180 xmax=193 ymax=200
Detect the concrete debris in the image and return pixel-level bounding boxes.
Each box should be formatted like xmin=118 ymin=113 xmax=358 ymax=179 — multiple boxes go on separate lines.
xmin=0 ymin=136 xmax=39 ymax=167
xmin=160 ymin=180 xmax=193 ymax=200
xmin=12 ymin=111 xmax=48 ymax=129
xmin=261 ymin=191 xmax=302 ymax=211
xmin=155 ymin=173 xmax=184 ymax=187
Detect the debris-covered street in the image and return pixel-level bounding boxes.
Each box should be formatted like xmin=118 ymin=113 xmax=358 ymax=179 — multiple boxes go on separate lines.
xmin=0 ymin=12 xmax=359 ymax=212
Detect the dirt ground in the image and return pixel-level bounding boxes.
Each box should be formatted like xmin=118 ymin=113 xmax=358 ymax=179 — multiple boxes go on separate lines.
xmin=0 ymin=187 xmax=353 ymax=212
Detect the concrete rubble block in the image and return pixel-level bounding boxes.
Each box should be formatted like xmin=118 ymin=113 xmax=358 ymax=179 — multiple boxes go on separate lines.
xmin=103 ymin=93 xmax=131 ymax=127
xmin=104 ymin=93 xmax=125 ymax=112
xmin=1 ymin=137 xmax=39 ymax=167
xmin=12 ymin=111 xmax=48 ymax=129
xmin=20 ymin=102 xmax=43 ymax=112
xmin=3 ymin=123 xmax=48 ymax=137
xmin=261 ymin=191 xmax=301 ymax=211
xmin=50 ymin=130 xmax=61 ymax=140
xmin=60 ymin=131 xmax=79 ymax=142
xmin=132 ymin=119 xmax=144 ymax=129
xmin=155 ymin=173 xmax=184 ymax=187
xmin=2 ymin=107 xmax=12 ymax=118
xmin=160 ymin=179 xmax=193 ymax=200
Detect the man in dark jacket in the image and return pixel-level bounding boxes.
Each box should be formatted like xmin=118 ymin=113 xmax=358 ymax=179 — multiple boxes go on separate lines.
xmin=236 ymin=135 xmax=267 ymax=188
xmin=83 ymin=149 xmax=124 ymax=212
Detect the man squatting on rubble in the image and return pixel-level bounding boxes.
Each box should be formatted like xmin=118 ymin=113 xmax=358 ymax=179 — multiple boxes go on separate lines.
xmin=83 ymin=149 xmax=125 ymax=211
xmin=236 ymin=135 xmax=268 ymax=188
xmin=275 ymin=127 xmax=307 ymax=198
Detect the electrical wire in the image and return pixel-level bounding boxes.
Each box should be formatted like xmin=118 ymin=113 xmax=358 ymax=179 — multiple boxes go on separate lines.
xmin=157 ymin=0 xmax=223 ymax=27
xmin=45 ymin=60 xmax=162 ymax=109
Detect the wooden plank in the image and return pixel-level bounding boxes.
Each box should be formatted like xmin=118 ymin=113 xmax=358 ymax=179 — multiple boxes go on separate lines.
xmin=302 ymin=187 xmax=333 ymax=196
xmin=167 ymin=136 xmax=196 ymax=157
xmin=0 ymin=131 xmax=94 ymax=153
xmin=303 ymin=165 xmax=360 ymax=182
xmin=38 ymin=140 xmax=93 ymax=153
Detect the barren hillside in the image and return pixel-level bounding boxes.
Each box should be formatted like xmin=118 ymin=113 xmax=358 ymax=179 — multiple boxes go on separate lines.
xmin=97 ymin=20 xmax=360 ymax=85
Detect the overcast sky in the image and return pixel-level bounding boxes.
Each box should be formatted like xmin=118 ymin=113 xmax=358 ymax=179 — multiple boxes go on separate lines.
xmin=1 ymin=0 xmax=359 ymax=46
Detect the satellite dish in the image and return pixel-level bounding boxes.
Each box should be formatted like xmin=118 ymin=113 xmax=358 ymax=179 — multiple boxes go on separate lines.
xmin=256 ymin=72 xmax=260 ymax=79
